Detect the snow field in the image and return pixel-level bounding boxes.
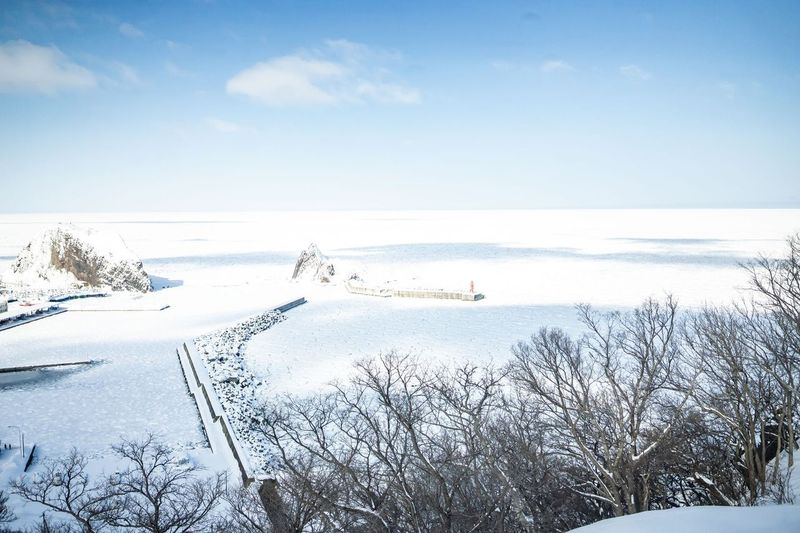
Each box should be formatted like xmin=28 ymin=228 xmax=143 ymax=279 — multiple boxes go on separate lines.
xmin=0 ymin=209 xmax=798 ymax=503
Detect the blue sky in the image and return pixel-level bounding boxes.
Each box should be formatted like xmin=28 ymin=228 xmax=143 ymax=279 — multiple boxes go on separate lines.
xmin=1 ymin=0 xmax=798 ymax=211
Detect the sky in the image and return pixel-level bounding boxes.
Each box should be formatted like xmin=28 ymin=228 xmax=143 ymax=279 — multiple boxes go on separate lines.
xmin=0 ymin=0 xmax=799 ymax=211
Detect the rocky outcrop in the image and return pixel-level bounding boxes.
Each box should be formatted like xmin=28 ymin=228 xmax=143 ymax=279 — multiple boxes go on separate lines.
xmin=291 ymin=243 xmax=335 ymax=283
xmin=2 ymin=224 xmax=152 ymax=294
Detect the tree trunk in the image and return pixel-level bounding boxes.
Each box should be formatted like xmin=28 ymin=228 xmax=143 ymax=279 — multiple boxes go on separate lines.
xmin=258 ymin=478 xmax=292 ymax=532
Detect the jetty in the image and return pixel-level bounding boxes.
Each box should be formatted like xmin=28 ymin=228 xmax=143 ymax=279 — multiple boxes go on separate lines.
xmin=0 ymin=360 xmax=95 ymax=374
xmin=0 ymin=304 xmax=66 ymax=332
xmin=344 ymin=280 xmax=484 ymax=301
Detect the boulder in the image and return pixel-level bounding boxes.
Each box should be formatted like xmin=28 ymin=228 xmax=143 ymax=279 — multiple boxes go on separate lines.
xmin=291 ymin=243 xmax=336 ymax=283
xmin=1 ymin=224 xmax=152 ymax=294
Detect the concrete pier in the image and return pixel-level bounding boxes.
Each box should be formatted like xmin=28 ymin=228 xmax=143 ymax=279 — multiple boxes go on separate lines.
xmin=0 ymin=360 xmax=94 ymax=374
xmin=344 ymin=280 xmax=484 ymax=301
xmin=392 ymin=287 xmax=484 ymax=301
xmin=0 ymin=305 xmax=65 ymax=331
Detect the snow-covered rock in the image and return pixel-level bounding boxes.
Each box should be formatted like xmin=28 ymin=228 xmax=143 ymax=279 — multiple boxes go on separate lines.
xmin=291 ymin=243 xmax=335 ymax=283
xmin=1 ymin=224 xmax=152 ymax=294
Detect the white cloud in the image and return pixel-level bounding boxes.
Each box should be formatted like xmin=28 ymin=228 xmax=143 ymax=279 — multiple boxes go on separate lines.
xmin=619 ymin=64 xmax=652 ymax=80
xmin=111 ymin=61 xmax=141 ymax=85
xmin=119 ymin=22 xmax=144 ymax=38
xmin=226 ymin=40 xmax=419 ymax=107
xmin=540 ymin=60 xmax=575 ymax=73
xmin=490 ymin=59 xmax=575 ymax=75
xmin=0 ymin=40 xmax=96 ymax=94
xmin=356 ymin=81 xmax=420 ymax=104
xmin=227 ymin=56 xmax=344 ymax=106
xmin=206 ymin=117 xmax=246 ymax=133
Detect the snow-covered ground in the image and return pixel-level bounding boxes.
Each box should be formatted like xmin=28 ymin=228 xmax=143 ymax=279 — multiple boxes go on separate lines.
xmin=1 ymin=209 xmax=799 ymax=518
xmin=246 ymin=292 xmax=585 ymax=395
xmin=241 ymin=209 xmax=800 ymax=394
xmin=570 ymin=505 xmax=800 ymax=532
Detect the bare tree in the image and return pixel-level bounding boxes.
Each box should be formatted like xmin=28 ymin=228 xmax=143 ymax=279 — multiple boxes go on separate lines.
xmin=103 ymin=434 xmax=226 ymax=533
xmin=253 ymin=351 xmax=522 ymax=532
xmin=12 ymin=436 xmax=226 ymax=533
xmin=213 ymin=485 xmax=272 ymax=533
xmin=738 ymin=306 xmax=797 ymax=482
xmin=748 ymin=233 xmax=800 ymax=337
xmin=746 ymin=233 xmax=800 ymax=469
xmin=489 ymin=394 xmax=601 ymax=531
xmin=685 ymin=306 xmax=774 ymax=503
xmin=22 ymin=515 xmax=81 ymax=533
xmin=11 ymin=449 xmax=112 ymax=532
xmin=0 ymin=490 xmax=14 ymax=525
xmin=508 ymin=297 xmax=693 ymax=517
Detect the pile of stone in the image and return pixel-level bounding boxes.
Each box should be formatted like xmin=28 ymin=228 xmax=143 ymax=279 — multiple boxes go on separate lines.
xmin=194 ymin=310 xmax=286 ymax=472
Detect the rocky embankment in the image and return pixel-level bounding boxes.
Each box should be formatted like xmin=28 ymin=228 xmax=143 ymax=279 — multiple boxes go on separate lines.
xmin=194 ymin=310 xmax=285 ymax=472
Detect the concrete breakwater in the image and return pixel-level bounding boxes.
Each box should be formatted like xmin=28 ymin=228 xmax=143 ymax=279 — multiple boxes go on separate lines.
xmin=344 ymin=280 xmax=484 ymax=301
xmin=177 ymin=298 xmax=307 ymax=485
xmin=0 ymin=305 xmax=65 ymax=331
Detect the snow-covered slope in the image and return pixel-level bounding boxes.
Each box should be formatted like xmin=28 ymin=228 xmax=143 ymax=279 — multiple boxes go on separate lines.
xmin=570 ymin=505 xmax=800 ymax=533
xmin=291 ymin=243 xmax=336 ymax=283
xmin=1 ymin=224 xmax=151 ymax=294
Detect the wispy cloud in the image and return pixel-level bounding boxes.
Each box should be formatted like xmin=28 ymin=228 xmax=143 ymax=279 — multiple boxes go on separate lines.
xmin=717 ymin=80 xmax=736 ymax=100
xmin=356 ymin=81 xmax=419 ymax=104
xmin=111 ymin=61 xmax=141 ymax=85
xmin=206 ymin=117 xmax=248 ymax=133
xmin=491 ymin=59 xmax=575 ymax=74
xmin=540 ymin=60 xmax=575 ymax=73
xmin=165 ymin=60 xmax=193 ymax=78
xmin=226 ymin=39 xmax=420 ymax=107
xmin=119 ymin=22 xmax=144 ymax=38
xmin=38 ymin=1 xmax=80 ymax=29
xmin=490 ymin=60 xmax=516 ymax=72
xmin=0 ymin=40 xmax=96 ymax=94
xmin=165 ymin=40 xmax=187 ymax=52
xmin=619 ymin=64 xmax=652 ymax=80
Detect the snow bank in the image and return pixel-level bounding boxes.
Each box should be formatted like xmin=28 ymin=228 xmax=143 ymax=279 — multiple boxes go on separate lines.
xmin=1 ymin=224 xmax=151 ymax=295
xmin=570 ymin=505 xmax=800 ymax=533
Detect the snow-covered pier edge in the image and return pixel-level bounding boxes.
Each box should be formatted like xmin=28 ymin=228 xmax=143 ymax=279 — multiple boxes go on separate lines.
xmin=176 ymin=298 xmax=307 ymax=487
xmin=344 ymin=279 xmax=485 ymax=301
xmin=176 ymin=341 xmax=257 ymax=486
xmin=0 ymin=305 xmax=65 ymax=331
xmin=0 ymin=359 xmax=94 ymax=373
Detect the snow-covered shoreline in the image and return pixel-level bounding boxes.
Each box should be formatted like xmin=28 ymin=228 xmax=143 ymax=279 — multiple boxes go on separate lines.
xmin=2 ymin=210 xmax=799 ymax=530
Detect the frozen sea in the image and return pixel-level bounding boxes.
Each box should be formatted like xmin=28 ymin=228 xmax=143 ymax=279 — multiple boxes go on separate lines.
xmin=1 ymin=209 xmax=799 ymax=459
